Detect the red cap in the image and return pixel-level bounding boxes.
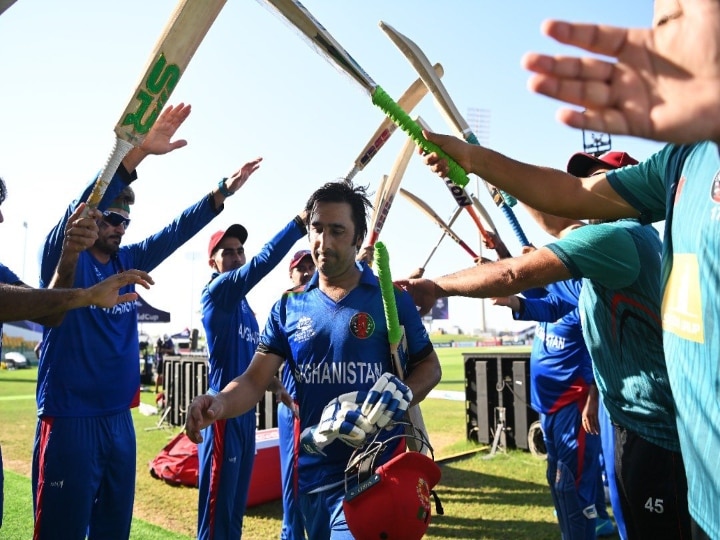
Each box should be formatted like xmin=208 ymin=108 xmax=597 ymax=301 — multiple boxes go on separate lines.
xmin=343 ymin=451 xmax=442 ymax=540
xmin=207 ymin=224 xmax=248 ymax=257
xmin=566 ymin=151 xmax=638 ymax=177
xmin=289 ymin=250 xmax=312 ymax=270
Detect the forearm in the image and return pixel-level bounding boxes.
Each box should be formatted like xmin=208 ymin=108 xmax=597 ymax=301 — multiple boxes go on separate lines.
xmin=49 ymin=250 xmax=80 ymax=289
xmin=405 ymin=354 xmax=442 ymax=407
xmin=214 ymin=352 xmax=282 ymax=419
xmin=469 ymin=146 xmax=634 ymax=219
xmin=520 ymin=202 xmax=584 ymax=239
xmin=0 ymin=284 xmax=90 ymax=322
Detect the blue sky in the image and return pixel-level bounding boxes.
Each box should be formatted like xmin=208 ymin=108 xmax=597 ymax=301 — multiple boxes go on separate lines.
xmin=0 ymin=1 xmax=662 ymax=337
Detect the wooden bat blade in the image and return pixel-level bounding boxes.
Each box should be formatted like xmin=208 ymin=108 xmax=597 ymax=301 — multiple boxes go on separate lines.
xmin=471 ymin=194 xmax=499 ymax=236
xmin=369 ymin=174 xmax=389 ymax=236
xmin=368 ymin=136 xmax=415 ymax=245
xmin=346 ymin=63 xmax=444 ymax=181
xmin=87 ymin=0 xmax=226 ymax=209
xmin=380 ymin=21 xmax=471 ymax=139
xmin=257 ymin=0 xmax=376 ymax=92
xmin=399 ymin=188 xmax=478 ymax=259
xmin=115 ymin=0 xmax=227 ymax=145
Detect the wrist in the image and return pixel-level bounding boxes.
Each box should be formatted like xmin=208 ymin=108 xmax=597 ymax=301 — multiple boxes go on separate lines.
xmin=217 ymin=178 xmax=233 ymax=197
xmin=293 ymin=214 xmax=307 ymax=234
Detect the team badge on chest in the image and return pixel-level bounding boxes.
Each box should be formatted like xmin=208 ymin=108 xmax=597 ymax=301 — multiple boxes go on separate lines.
xmin=349 ymin=312 xmax=375 ymax=338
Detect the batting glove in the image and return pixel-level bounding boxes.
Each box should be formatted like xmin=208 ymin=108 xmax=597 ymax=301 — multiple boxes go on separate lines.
xmin=361 ymin=373 xmax=413 ymax=429
xmin=300 ymin=393 xmax=375 ymax=456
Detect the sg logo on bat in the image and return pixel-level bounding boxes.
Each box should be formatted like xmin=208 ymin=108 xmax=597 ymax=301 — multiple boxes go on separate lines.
xmin=121 ymin=53 xmax=180 ymax=138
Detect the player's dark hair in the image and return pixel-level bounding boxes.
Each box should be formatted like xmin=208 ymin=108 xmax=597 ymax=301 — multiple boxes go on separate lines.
xmin=304 ymin=181 xmax=372 ymax=244
xmin=0 ymin=177 xmax=6 ymax=206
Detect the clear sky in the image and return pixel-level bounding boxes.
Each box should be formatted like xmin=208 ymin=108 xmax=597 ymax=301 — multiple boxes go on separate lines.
xmin=0 ymin=1 xmax=663 ymax=339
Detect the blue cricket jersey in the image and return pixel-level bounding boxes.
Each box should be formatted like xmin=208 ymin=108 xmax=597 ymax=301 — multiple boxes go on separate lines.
xmin=0 ymin=262 xmax=22 ymax=358
xmin=201 ymin=218 xmax=305 ymax=392
xmin=260 ymin=262 xmax=433 ymax=494
xmin=37 ymin=168 xmax=222 ymax=417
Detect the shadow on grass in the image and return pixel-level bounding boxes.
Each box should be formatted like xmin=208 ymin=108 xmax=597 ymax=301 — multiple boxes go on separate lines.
xmin=426 ymin=456 xmax=559 ymax=540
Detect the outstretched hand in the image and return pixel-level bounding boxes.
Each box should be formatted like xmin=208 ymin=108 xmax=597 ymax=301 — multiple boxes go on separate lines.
xmin=394 ymin=278 xmax=439 ymax=316
xmin=139 ymin=103 xmax=191 ymax=155
xmin=522 ymin=1 xmax=720 ymax=144
xmin=87 ymin=269 xmax=154 ymax=307
xmin=225 ymin=157 xmax=263 ymax=194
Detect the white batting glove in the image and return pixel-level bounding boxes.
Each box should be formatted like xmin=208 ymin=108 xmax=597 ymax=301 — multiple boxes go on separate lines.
xmin=300 ymin=393 xmax=375 ymax=456
xmin=361 ymin=373 xmax=413 ymax=429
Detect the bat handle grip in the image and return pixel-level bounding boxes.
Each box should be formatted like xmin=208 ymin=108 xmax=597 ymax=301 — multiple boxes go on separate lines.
xmin=372 ymin=86 xmax=469 ymax=188
xmin=499 ymin=204 xmax=530 ymax=247
xmin=85 ymin=138 xmax=134 ymax=211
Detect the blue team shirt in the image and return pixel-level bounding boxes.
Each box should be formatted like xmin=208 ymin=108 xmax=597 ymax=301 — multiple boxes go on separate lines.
xmin=37 ymin=169 xmax=222 ymax=417
xmin=201 ymin=219 xmax=304 ymax=392
xmin=0 ymin=262 xmax=22 ymax=358
xmin=545 ymin=221 xmax=679 ymax=452
xmin=607 ymin=142 xmax=720 ymax=537
xmin=260 ymin=262 xmax=433 ymax=494
xmin=516 ymin=280 xmax=594 ymax=415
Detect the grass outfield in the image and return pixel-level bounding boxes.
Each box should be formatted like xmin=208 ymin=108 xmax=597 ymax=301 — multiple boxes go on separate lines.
xmin=0 ymin=346 xmax=599 ymax=539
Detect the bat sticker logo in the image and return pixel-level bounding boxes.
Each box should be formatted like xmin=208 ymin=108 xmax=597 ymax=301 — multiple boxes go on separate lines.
xmin=443 ymin=178 xmax=471 ymax=207
xmin=349 ymin=312 xmax=375 ymax=339
xmin=121 ymin=53 xmax=180 ymax=137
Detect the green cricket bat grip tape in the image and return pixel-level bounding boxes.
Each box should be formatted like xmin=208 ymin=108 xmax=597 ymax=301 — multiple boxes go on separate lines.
xmin=372 ymin=86 xmax=469 ymax=189
xmin=374 ymin=241 xmax=403 ymax=346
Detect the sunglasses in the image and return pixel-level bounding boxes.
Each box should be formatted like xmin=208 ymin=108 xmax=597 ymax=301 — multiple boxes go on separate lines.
xmin=102 ymin=211 xmax=131 ymax=229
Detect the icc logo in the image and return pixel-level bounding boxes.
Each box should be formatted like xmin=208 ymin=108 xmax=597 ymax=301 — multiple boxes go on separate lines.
xmin=122 ymin=54 xmax=180 ymax=137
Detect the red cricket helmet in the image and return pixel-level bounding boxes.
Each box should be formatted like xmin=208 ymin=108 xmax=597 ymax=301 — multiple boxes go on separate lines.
xmin=343 ymin=426 xmax=443 ymax=539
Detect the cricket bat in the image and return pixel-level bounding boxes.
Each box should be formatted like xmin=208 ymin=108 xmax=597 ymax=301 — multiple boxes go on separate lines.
xmin=85 ymin=0 xmax=227 ymax=209
xmin=367 ymin=135 xmax=415 ymax=247
xmin=255 ymin=0 xmax=469 ymax=188
xmin=420 ymin=205 xmax=464 ymax=271
xmin=380 ymin=21 xmax=531 ymax=247
xmin=345 ymin=63 xmax=443 ymax=182
xmin=399 ymin=188 xmax=478 ymax=260
xmin=374 ymin=241 xmax=430 ymax=454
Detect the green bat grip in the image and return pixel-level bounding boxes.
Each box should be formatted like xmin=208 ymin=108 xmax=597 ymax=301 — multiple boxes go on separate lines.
xmin=374 ymin=241 xmax=403 ymax=346
xmin=372 ymin=85 xmax=469 ymax=188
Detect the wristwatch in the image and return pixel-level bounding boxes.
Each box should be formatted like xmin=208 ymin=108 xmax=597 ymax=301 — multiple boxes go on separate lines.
xmin=217 ymin=178 xmax=233 ymax=197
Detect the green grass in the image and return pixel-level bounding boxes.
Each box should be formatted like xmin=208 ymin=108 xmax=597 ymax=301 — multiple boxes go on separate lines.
xmin=0 ymin=347 xmax=589 ymax=539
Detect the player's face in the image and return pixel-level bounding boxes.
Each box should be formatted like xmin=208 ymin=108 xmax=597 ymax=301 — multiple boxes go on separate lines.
xmin=94 ymin=207 xmax=129 ymax=255
xmin=309 ymin=201 xmax=360 ymax=280
xmin=291 ymin=257 xmax=315 ymax=287
xmin=209 ymin=237 xmax=246 ymax=273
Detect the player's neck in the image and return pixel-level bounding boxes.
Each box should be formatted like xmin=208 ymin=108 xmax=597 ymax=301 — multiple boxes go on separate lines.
xmin=318 ymin=266 xmax=361 ymax=302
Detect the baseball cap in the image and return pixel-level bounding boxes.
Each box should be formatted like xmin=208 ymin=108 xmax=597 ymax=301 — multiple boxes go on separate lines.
xmin=207 ymin=224 xmax=248 ymax=257
xmin=343 ymin=451 xmax=442 ymax=540
xmin=289 ymin=250 xmax=312 ymax=270
xmin=566 ymin=151 xmax=638 ymax=177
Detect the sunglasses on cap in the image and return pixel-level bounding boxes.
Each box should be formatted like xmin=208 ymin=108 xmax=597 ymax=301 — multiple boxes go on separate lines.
xmin=102 ymin=210 xmax=131 ymax=229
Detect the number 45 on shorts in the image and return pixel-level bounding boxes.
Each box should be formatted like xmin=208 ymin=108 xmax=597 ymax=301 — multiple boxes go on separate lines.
xmin=644 ymin=498 xmax=664 ymax=514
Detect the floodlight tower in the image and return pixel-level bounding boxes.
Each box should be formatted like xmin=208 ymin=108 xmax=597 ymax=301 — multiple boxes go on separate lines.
xmin=582 ymin=129 xmax=612 ymax=157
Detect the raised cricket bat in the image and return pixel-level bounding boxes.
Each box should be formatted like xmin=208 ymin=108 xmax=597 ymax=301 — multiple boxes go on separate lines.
xmin=85 ymin=0 xmax=226 ymax=209
xmin=255 ymin=0 xmax=469 ymax=188
xmin=345 ymin=63 xmax=443 ymax=182
xmin=380 ymin=21 xmax=531 ymax=247
xmin=399 ymin=188 xmax=478 ymax=259
xmin=374 ymin=241 xmax=430 ymax=454
xmin=367 ymin=135 xmax=415 ymax=247
xmin=415 ymin=116 xmax=496 ymax=249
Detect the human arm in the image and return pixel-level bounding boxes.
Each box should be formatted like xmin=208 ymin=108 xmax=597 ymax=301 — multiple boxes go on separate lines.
xmin=356 ymin=244 xmax=374 ymax=265
xmin=582 ymin=384 xmax=600 ymax=435
xmin=420 ymin=130 xmax=637 ymax=220
xmin=397 ymin=247 xmax=572 ymax=315
xmin=0 ymin=270 xmax=153 ymax=323
xmin=522 ymin=1 xmax=720 ymax=145
xmin=210 ymin=157 xmax=263 ymax=210
xmin=184 ymin=350 xmax=284 ymax=443
xmin=120 ymin=102 xmax=191 ymax=172
xmin=520 ymin=203 xmax=584 ymax=239
xmin=404 ymin=350 xmax=441 ymax=407
xmin=267 ymin=375 xmax=297 ymax=413
xmin=48 ymin=203 xmax=100 ymax=291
